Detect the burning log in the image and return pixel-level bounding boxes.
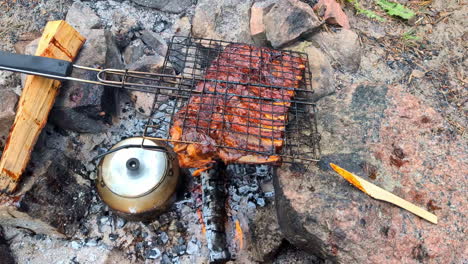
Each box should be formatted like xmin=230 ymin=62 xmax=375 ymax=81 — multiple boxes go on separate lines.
xmin=201 ymin=163 xmax=231 ymax=263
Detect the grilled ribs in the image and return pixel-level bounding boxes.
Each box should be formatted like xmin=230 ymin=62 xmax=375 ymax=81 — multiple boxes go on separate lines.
xmin=170 ymin=44 xmax=306 ymax=169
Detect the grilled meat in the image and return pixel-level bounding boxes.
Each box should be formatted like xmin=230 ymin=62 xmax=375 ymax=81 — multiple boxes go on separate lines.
xmin=170 ymin=44 xmax=306 ymax=168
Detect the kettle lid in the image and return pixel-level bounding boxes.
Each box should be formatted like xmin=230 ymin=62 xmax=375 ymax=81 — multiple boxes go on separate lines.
xmin=99 ymin=137 xmax=168 ymax=198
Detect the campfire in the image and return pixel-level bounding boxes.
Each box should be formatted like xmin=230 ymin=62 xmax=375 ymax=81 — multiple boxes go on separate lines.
xmin=0 ymin=0 xmax=458 ymax=263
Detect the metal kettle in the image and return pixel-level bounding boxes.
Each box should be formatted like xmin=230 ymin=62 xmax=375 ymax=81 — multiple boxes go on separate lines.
xmin=96 ymin=137 xmax=179 ymax=221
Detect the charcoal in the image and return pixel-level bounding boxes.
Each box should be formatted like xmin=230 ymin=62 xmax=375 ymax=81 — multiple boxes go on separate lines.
xmin=159 ymin=232 xmax=169 ymax=245
xmin=115 ymin=217 xmax=127 ymax=229
xmin=18 ymin=153 xmax=93 ymax=237
xmin=147 ymin=248 xmax=161 ymax=259
xmin=161 ymin=253 xmax=172 ymax=264
xmin=201 ymin=165 xmax=231 ymax=262
xmin=186 ymin=239 xmax=199 ymax=255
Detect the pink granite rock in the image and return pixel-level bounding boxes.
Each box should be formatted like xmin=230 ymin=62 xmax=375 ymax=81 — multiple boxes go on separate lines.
xmin=250 ymin=0 xmax=276 ymax=46
xmin=275 ymin=84 xmax=467 ymax=263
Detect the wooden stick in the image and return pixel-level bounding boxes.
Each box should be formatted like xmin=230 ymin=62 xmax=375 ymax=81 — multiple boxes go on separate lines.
xmin=330 ymin=163 xmax=438 ymax=224
xmin=0 ymin=21 xmax=85 ymax=193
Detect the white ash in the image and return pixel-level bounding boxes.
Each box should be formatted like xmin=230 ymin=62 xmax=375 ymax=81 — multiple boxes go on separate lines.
xmin=90 ymin=0 xmax=179 ymax=39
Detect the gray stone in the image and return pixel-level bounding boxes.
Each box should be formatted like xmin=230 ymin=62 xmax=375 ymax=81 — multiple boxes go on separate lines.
xmin=123 ymin=39 xmax=146 ymax=65
xmin=140 ymin=30 xmax=168 ymax=57
xmin=274 ymin=84 xmax=466 ymax=262
xmin=130 ymin=0 xmax=193 ymax=14
xmin=127 ymin=55 xmax=171 ymax=116
xmin=0 ymin=209 xmax=65 ymax=239
xmin=0 ymin=90 xmax=18 ymax=140
xmin=111 ymin=12 xmax=141 ymax=49
xmin=171 ymin=16 xmax=192 ymax=37
xmin=250 ymin=203 xmax=283 ymax=262
xmin=264 ymin=0 xmax=321 ymax=48
xmin=310 ymin=29 xmax=362 ymax=72
xmin=192 ymin=0 xmax=253 ymax=43
xmin=66 ymin=1 xmax=101 ymax=30
xmin=288 ymin=41 xmax=335 ymax=101
xmin=50 ymin=29 xmax=120 ymax=133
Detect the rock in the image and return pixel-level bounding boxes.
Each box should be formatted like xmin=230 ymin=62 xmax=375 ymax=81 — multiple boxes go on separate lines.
xmin=20 ymin=38 xmax=40 ymax=88
xmin=250 ymin=0 xmax=276 ymax=46
xmin=0 ymin=227 xmax=15 ymax=264
xmin=250 ymin=203 xmax=283 ymax=262
xmin=17 ymin=153 xmax=93 ymax=237
xmin=130 ymin=0 xmax=192 ymax=14
xmin=274 ymin=84 xmax=467 ymax=263
xmin=66 ymin=1 xmax=101 ymax=30
xmin=192 ymin=0 xmax=253 ymax=43
xmin=123 ymin=39 xmax=146 ymax=65
xmin=13 ymin=31 xmax=42 ymax=54
xmin=140 ymin=30 xmax=168 ymax=57
xmin=310 ymin=29 xmax=361 ymax=72
xmin=0 ymin=209 xmax=65 ymax=239
xmin=0 ymin=90 xmax=18 ymax=140
xmin=264 ymin=0 xmax=321 ymax=48
xmin=127 ymin=55 xmax=172 ymax=116
xmin=50 ymin=29 xmax=120 ymax=133
xmin=172 ymin=16 xmax=191 ymax=37
xmin=103 ymin=31 xmax=125 ymax=118
xmin=111 ymin=12 xmax=141 ymax=49
xmin=288 ymin=41 xmax=335 ymax=101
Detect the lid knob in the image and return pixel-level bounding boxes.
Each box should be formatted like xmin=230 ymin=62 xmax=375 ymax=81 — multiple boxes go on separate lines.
xmin=126 ymin=158 xmax=140 ymax=172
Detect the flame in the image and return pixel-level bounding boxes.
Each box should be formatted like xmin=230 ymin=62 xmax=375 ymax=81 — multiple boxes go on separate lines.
xmin=196 ymin=209 xmax=206 ymax=235
xmin=234 ymin=220 xmax=244 ymax=249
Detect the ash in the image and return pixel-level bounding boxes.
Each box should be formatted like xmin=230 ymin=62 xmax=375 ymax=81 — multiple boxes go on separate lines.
xmin=5 ymin=94 xmax=277 ymax=263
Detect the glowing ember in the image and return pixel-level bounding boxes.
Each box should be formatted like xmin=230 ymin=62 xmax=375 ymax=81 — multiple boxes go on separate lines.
xmin=197 ymin=209 xmax=206 ymax=234
xmin=234 ymin=220 xmax=244 ymax=249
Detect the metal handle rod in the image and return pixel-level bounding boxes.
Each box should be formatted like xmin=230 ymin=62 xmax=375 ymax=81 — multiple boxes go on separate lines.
xmin=0 ymin=64 xmax=315 ymax=106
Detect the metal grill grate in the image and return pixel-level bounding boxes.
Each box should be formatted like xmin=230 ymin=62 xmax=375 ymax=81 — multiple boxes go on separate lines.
xmin=141 ymin=36 xmax=320 ymax=164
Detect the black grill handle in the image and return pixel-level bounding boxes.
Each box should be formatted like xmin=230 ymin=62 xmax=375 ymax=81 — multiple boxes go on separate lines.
xmin=0 ymin=51 xmax=73 ymax=79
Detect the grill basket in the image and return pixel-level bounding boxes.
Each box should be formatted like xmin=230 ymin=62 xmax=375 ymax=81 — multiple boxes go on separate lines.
xmin=138 ymin=36 xmax=321 ymax=164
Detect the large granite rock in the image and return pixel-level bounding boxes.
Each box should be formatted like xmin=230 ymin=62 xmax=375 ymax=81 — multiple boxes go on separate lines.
xmin=249 ymin=202 xmax=283 ymax=262
xmin=264 ymin=0 xmax=321 ymax=48
xmin=123 ymin=39 xmax=146 ymax=65
xmin=192 ymin=0 xmax=253 ymax=43
xmin=50 ymin=29 xmax=123 ymax=133
xmin=250 ymin=0 xmax=276 ymax=46
xmin=140 ymin=30 xmax=168 ymax=57
xmin=274 ymin=84 xmax=466 ymax=262
xmin=127 ymin=54 xmax=167 ymax=116
xmin=130 ymin=0 xmax=193 ymax=14
xmin=288 ymin=41 xmax=335 ymax=101
xmin=310 ymin=29 xmax=361 ymax=73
